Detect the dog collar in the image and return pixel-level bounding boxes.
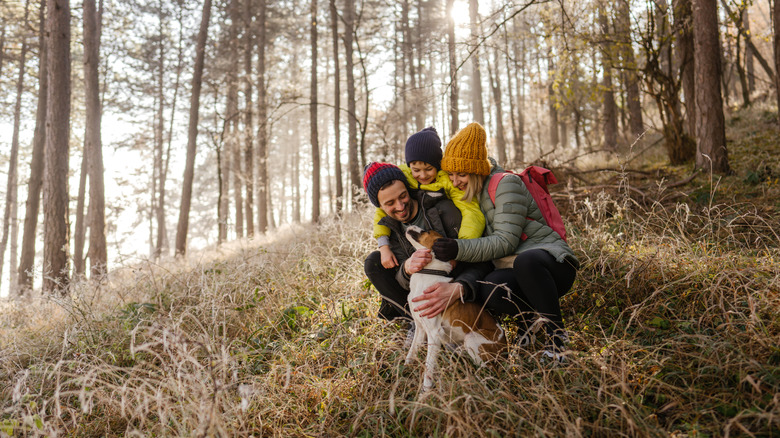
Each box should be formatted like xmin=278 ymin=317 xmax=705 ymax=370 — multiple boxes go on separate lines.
xmin=416 ymin=269 xmax=452 ymax=277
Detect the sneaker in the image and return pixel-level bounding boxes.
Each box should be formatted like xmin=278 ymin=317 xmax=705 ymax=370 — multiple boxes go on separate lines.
xmin=540 ymin=348 xmax=567 ymax=365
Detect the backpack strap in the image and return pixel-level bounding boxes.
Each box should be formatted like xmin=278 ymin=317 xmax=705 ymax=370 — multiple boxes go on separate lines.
xmin=487 ymin=172 xmax=509 ymax=206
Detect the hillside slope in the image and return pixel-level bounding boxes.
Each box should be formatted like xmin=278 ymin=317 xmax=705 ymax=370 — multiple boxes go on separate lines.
xmin=1 ymin=108 xmax=779 ymax=437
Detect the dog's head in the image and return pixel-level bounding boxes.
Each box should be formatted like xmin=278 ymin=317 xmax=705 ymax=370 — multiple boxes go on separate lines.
xmin=405 ymin=225 xmax=443 ymax=251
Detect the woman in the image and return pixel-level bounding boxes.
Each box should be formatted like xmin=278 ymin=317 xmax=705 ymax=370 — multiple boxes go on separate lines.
xmin=413 ymin=122 xmax=579 ymax=361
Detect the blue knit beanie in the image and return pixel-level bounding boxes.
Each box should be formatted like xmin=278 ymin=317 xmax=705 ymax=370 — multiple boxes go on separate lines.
xmin=363 ymin=162 xmax=408 ymax=207
xmin=405 ymin=127 xmax=442 ymax=170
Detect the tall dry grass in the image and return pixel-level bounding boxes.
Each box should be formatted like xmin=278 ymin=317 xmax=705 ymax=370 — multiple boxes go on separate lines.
xmin=1 ymin=171 xmax=779 ymax=436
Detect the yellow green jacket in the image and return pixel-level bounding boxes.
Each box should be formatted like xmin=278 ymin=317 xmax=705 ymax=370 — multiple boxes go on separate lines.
xmin=373 ymin=165 xmax=486 ymax=245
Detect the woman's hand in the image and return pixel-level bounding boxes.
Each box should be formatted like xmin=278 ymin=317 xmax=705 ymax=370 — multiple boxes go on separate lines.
xmin=404 ymin=248 xmax=432 ymax=275
xmin=432 ymin=238 xmax=458 ymax=261
xmin=411 ymin=282 xmax=464 ymax=318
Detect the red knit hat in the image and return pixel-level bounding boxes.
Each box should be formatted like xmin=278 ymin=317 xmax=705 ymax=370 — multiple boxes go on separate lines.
xmin=362 ymin=162 xmax=408 ymax=207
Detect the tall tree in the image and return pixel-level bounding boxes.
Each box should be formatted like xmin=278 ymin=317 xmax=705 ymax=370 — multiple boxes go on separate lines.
xmin=742 ymin=6 xmax=754 ymax=93
xmin=547 ymin=52 xmax=559 ymax=149
xmin=18 ymin=0 xmax=47 ymax=294
xmin=329 ymin=0 xmax=343 ymax=214
xmin=488 ymin=49 xmax=507 ymax=165
xmin=673 ymin=0 xmax=696 ymax=136
xmin=310 ymin=0 xmax=320 ymax=223
xmin=344 ymin=0 xmax=360 ymax=204
xmin=256 ymin=0 xmax=268 ymax=233
xmin=469 ymin=0 xmax=485 ymax=124
xmin=1 ymin=0 xmax=30 ymax=294
xmin=221 ymin=0 xmax=240 ymax=243
xmin=174 ymin=0 xmax=212 ymax=256
xmin=43 ymin=0 xmax=71 ymax=293
xmin=599 ymin=4 xmax=618 ymax=151
xmin=243 ymin=0 xmax=254 ymax=236
xmin=73 ymin=149 xmax=87 ymax=276
xmin=775 ymin=0 xmax=780 ymax=124
xmin=617 ymin=0 xmax=644 ymax=138
xmin=446 ymin=0 xmax=459 ymax=136
xmin=693 ymin=0 xmax=730 ymax=173
xmin=83 ymin=0 xmax=106 ymax=276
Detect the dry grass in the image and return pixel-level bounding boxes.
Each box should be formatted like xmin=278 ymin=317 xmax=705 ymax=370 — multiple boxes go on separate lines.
xmin=1 ymin=110 xmax=779 ymax=437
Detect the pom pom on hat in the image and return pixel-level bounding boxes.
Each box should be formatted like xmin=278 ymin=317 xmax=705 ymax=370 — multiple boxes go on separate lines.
xmin=362 ymin=162 xmax=408 ymax=207
xmin=405 ymin=126 xmax=442 ymax=170
xmin=441 ymin=122 xmax=491 ymax=176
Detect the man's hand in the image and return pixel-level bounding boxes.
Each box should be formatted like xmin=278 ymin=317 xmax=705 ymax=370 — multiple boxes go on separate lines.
xmin=431 ymin=237 xmax=459 ymax=261
xmin=404 ymin=248 xmax=432 ymax=275
xmin=411 ymin=282 xmax=464 ymax=318
xmin=379 ymin=245 xmax=398 ymax=268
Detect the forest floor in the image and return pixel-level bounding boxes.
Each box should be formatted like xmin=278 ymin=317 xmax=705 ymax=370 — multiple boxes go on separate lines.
xmin=1 ymin=105 xmax=779 ymax=437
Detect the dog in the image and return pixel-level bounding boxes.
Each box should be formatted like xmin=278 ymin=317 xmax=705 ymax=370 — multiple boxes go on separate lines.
xmin=404 ymin=225 xmax=506 ymax=391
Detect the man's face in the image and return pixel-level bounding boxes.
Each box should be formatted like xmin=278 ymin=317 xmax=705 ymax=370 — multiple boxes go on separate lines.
xmin=377 ymin=180 xmax=415 ymax=223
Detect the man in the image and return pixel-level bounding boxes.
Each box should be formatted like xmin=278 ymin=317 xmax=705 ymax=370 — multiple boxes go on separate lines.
xmin=362 ymin=162 xmax=491 ymax=323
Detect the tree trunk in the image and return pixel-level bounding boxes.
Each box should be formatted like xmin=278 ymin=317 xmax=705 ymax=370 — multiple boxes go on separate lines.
xmin=43 ymin=0 xmax=71 ymax=294
xmin=329 ymin=0 xmax=343 ymax=214
xmin=256 ymin=0 xmax=268 ymax=233
xmin=243 ymin=0 xmax=254 ymax=236
xmin=488 ymin=51 xmax=507 ymax=165
xmin=673 ymin=0 xmax=696 ymax=137
xmin=547 ymin=53 xmax=559 ymax=149
xmin=0 ymin=26 xmax=5 ymax=78
xmin=344 ymin=0 xmax=360 ymax=205
xmin=504 ymin=25 xmax=519 ymax=162
xmin=446 ymin=0 xmax=459 ymax=136
xmin=513 ymin=22 xmax=526 ymax=164
xmin=617 ymin=0 xmax=644 ymax=138
xmin=73 ymin=150 xmax=87 ymax=277
xmin=18 ymin=0 xmax=47 ymax=294
xmin=1 ymin=0 xmax=29 ymax=295
xmin=174 ymin=0 xmax=211 ymax=256
xmin=469 ymin=0 xmax=484 ymax=124
xmin=152 ymin=0 xmax=165 ymax=257
xmin=735 ymin=31 xmax=750 ymax=107
xmin=775 ymin=0 xmax=780 ymax=124
xmin=310 ymin=0 xmax=320 ymax=224
xmin=743 ymin=7 xmax=754 ymax=93
xmin=693 ymin=0 xmax=730 ymax=173
xmin=599 ymin=6 xmax=618 ymax=151
xmin=83 ymin=0 xmax=106 ymax=276
xmin=222 ymin=0 xmax=239 ymax=243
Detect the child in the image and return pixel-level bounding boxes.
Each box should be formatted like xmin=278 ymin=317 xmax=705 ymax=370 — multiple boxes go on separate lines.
xmin=373 ymin=127 xmax=486 ymax=268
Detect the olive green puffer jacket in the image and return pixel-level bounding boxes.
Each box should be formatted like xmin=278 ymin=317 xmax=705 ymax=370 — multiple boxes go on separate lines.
xmin=455 ymin=159 xmax=579 ymax=268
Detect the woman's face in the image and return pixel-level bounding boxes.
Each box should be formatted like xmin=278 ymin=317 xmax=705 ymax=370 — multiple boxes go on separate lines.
xmin=448 ymin=172 xmax=470 ymax=191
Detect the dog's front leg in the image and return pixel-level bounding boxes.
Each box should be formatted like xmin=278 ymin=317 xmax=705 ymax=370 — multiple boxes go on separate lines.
xmin=422 ymin=328 xmax=443 ymax=391
xmin=405 ymin=321 xmax=426 ymax=365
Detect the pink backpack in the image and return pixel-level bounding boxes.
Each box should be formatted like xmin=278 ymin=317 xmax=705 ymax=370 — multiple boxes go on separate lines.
xmin=487 ymin=166 xmax=567 ymax=242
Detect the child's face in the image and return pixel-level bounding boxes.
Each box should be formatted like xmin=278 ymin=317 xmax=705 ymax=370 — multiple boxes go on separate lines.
xmin=448 ymin=172 xmax=470 ymax=191
xmin=409 ymin=161 xmax=438 ymax=185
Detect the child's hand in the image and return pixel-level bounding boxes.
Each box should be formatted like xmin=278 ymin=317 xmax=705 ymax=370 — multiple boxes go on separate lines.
xmin=380 ymin=245 xmax=398 ymax=268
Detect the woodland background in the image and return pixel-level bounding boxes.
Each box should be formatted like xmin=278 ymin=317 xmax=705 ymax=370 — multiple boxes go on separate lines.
xmin=0 ymin=0 xmax=777 ymax=297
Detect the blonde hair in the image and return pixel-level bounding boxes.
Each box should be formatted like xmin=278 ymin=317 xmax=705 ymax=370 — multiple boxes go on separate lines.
xmin=461 ymin=173 xmax=485 ymax=203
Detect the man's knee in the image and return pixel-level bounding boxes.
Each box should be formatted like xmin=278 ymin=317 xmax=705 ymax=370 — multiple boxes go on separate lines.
xmin=364 ymin=251 xmax=384 ymax=277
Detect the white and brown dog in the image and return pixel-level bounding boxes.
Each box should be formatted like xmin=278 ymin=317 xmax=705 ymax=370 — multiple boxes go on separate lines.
xmin=404 ymin=225 xmax=506 ymax=391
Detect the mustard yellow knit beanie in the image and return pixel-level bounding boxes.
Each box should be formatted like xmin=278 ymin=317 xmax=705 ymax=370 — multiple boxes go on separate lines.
xmin=441 ymin=122 xmax=491 ymax=176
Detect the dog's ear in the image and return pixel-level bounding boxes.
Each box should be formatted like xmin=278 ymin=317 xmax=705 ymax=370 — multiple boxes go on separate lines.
xmin=418 ymin=231 xmax=442 ymax=249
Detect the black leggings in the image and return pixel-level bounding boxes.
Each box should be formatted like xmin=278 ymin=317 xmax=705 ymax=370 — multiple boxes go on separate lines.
xmin=477 ymin=249 xmax=577 ymax=334
xmin=364 ymin=251 xmax=410 ymax=321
